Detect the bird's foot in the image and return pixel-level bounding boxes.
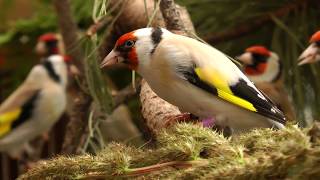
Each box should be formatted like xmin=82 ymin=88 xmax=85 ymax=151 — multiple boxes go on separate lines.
xmin=164 ymin=113 xmax=198 ymax=127
xmin=200 ymin=116 xmax=233 ymax=137
xmin=211 ymin=125 xmax=233 ymax=137
xmin=201 ymin=117 xmax=216 ymax=128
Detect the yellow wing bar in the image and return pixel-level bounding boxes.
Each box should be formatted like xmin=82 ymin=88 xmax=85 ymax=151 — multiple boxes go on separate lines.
xmin=0 ymin=109 xmax=22 ymax=137
xmin=195 ymin=67 xmax=256 ymax=112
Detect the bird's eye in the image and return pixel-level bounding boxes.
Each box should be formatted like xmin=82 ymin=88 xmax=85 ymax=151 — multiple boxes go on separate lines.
xmin=124 ymin=40 xmax=135 ymax=48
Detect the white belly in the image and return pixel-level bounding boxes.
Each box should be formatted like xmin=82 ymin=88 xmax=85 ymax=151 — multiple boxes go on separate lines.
xmin=0 ymin=85 xmax=66 ymax=153
xmin=144 ymin=76 xmax=277 ymax=133
xmin=34 ymin=85 xmax=67 ymax=130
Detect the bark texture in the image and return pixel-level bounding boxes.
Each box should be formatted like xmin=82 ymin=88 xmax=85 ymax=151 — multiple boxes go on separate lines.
xmin=53 ymin=0 xmax=92 ymax=154
xmin=140 ymin=80 xmax=181 ymax=133
xmin=159 ymin=0 xmax=186 ymax=32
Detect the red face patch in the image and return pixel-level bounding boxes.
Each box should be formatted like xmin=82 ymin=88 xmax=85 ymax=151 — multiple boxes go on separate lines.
xmin=127 ymin=49 xmax=138 ymax=70
xmin=115 ymin=31 xmax=136 ymax=47
xmin=245 ymin=46 xmax=271 ymax=57
xmin=309 ymin=31 xmax=320 ymax=43
xmin=63 ymin=55 xmax=72 ymax=63
xmin=245 ymin=63 xmax=267 ymax=75
xmin=115 ymin=31 xmax=139 ymax=70
xmin=38 ymin=33 xmax=57 ymax=42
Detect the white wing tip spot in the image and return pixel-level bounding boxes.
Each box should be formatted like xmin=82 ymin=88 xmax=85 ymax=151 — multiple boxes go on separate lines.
xmin=258 ymin=94 xmax=266 ymax=100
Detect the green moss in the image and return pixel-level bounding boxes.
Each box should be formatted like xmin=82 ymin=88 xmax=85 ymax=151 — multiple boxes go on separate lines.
xmin=19 ymin=123 xmax=320 ymax=179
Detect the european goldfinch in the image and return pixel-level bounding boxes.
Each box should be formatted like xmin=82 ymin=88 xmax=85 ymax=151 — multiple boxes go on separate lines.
xmin=298 ymin=30 xmax=320 ymax=65
xmin=0 ymin=55 xmax=68 ymax=157
xmin=101 ymin=27 xmax=286 ymax=134
xmin=236 ymin=46 xmax=295 ymax=121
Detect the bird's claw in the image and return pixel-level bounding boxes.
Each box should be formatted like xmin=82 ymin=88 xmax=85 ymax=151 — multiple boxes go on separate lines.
xmin=164 ymin=113 xmax=198 ymax=127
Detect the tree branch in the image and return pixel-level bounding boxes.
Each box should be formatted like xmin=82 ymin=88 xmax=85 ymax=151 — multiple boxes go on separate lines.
xmin=53 ymin=0 xmax=84 ymax=71
xmin=53 ymin=0 xmax=92 ymax=154
xmin=159 ymin=0 xmax=186 ymax=32
xmin=86 ymin=16 xmax=111 ymax=37
xmin=140 ymin=79 xmax=181 ymax=133
xmin=113 ymin=77 xmax=142 ymax=109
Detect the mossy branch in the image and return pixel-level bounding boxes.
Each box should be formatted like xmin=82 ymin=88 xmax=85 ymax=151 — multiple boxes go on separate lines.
xmin=19 ymin=123 xmax=320 ymax=179
xmin=77 ymin=159 xmax=209 ymax=179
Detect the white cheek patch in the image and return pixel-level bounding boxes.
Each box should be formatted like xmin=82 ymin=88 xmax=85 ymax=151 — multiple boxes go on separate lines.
xmin=258 ymin=93 xmax=266 ymax=100
xmin=134 ymin=37 xmax=155 ymax=71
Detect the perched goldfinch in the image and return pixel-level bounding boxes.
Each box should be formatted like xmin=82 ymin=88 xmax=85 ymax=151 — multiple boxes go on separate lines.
xmin=101 ymin=28 xmax=286 ymax=134
xmin=0 ymin=55 xmax=68 ymax=157
xmin=236 ymin=46 xmax=295 ymax=121
xmin=298 ymin=30 xmax=320 ymax=65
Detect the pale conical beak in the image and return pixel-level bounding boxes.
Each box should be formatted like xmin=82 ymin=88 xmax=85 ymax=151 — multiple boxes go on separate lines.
xmin=100 ymin=50 xmax=120 ymax=68
xmin=298 ymin=44 xmax=319 ymax=66
xmin=35 ymin=41 xmax=46 ymax=55
xmin=235 ymin=52 xmax=253 ymax=65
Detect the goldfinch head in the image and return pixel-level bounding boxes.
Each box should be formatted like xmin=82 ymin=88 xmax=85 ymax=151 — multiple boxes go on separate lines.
xmin=35 ymin=33 xmax=60 ymax=57
xmin=236 ymin=45 xmax=274 ymax=75
xmin=100 ymin=27 xmax=171 ymax=71
xmin=298 ymin=31 xmax=320 ymax=65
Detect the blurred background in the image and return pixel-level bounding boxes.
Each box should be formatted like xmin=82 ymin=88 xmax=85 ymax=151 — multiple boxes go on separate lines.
xmin=0 ymin=0 xmax=319 ymax=179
